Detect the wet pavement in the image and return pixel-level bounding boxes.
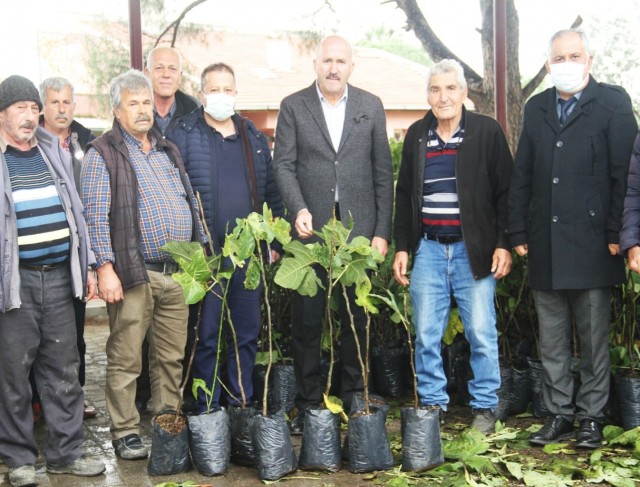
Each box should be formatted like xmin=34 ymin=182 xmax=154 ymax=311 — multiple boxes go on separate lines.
xmin=0 ymin=303 xmax=404 ymax=487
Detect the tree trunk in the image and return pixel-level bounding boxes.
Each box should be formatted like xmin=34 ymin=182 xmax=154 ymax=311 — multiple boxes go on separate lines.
xmin=391 ymin=0 xmax=542 ymax=153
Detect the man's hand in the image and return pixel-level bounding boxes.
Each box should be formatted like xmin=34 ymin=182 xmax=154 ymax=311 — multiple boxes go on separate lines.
xmin=270 ymin=249 xmax=281 ymax=264
xmin=514 ymin=244 xmax=528 ymax=256
xmin=371 ymin=236 xmax=388 ymax=258
xmin=96 ymin=262 xmax=124 ymax=304
xmin=86 ymin=270 xmax=97 ymax=301
xmin=628 ymin=246 xmax=640 ymax=274
xmin=295 ymin=208 xmax=313 ymax=239
xmin=491 ymin=248 xmax=512 ymax=279
xmin=608 ymin=243 xmax=620 ymax=256
xmin=393 ymin=251 xmax=410 ymax=287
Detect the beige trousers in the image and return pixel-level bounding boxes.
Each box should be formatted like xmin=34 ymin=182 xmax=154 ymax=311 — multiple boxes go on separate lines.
xmin=105 ymin=271 xmax=188 ymax=439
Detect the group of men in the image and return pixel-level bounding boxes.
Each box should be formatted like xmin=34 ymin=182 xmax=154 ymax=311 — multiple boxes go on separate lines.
xmin=0 ymin=27 xmax=639 ymax=487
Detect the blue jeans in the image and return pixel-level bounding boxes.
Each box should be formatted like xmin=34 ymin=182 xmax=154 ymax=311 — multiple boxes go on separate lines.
xmin=410 ymin=237 xmax=500 ymax=410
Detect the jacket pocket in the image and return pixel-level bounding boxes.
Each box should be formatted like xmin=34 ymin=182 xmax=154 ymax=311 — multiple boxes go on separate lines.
xmin=586 ymin=193 xmax=605 ymax=235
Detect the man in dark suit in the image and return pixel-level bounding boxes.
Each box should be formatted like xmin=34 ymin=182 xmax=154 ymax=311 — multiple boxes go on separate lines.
xmin=508 ymin=29 xmax=637 ymax=448
xmin=273 ymin=35 xmax=393 ymax=433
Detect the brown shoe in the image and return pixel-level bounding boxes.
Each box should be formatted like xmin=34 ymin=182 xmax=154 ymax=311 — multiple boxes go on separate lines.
xmin=83 ymin=403 xmax=98 ymax=419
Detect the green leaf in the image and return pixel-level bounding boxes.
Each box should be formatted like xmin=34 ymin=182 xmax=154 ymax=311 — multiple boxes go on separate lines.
xmin=608 ymin=426 xmax=640 ymax=446
xmin=522 ymin=470 xmax=573 ymax=486
xmin=192 ymin=377 xmax=211 ymax=401
xmin=443 ymin=429 xmax=490 ymax=460
xmin=542 ymin=443 xmax=574 ymax=454
xmin=442 ymin=308 xmax=464 ymax=345
xmin=274 ymin=241 xmax=323 ymax=296
xmin=505 ymin=461 xmax=523 ymax=480
xmin=243 ymin=256 xmax=262 ymax=290
xmin=161 ymin=241 xmax=213 ymax=304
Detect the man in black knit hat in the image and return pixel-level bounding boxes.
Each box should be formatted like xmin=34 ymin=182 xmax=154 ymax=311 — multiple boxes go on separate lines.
xmin=0 ymin=75 xmax=105 ymax=487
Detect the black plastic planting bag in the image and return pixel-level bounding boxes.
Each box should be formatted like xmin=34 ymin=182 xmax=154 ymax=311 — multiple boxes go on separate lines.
xmin=443 ymin=338 xmax=470 ymax=392
xmin=271 ymin=364 xmax=297 ymax=413
xmin=188 ymin=408 xmax=230 ymax=476
xmin=228 ymin=405 xmax=258 ymax=466
xmin=252 ymin=364 xmax=273 ymax=409
xmin=347 ymin=407 xmax=394 ymax=473
xmin=401 ymin=407 xmax=443 ymax=472
xmin=613 ymin=374 xmax=640 ymax=431
xmin=495 ymin=366 xmax=513 ymax=421
xmin=527 ymin=358 xmax=551 ymax=418
xmin=148 ymin=410 xmax=190 ymax=475
xmin=350 ymin=392 xmax=389 ymax=414
xmin=249 ymin=410 xmax=297 ymax=480
xmin=299 ymin=409 xmax=341 ymax=472
xmin=372 ymin=346 xmax=407 ymax=398
xmin=508 ymin=365 xmax=531 ymax=415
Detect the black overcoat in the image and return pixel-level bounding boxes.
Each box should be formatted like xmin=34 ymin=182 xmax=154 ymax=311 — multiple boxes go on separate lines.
xmin=508 ymin=76 xmax=637 ymax=290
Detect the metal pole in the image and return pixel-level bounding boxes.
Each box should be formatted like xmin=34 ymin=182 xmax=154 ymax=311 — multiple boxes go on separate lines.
xmin=494 ymin=0 xmax=507 ymax=135
xmin=129 ymin=0 xmax=143 ymax=70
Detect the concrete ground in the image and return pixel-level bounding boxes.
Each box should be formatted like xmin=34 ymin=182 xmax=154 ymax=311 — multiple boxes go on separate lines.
xmin=0 ymin=302 xmax=406 ymax=487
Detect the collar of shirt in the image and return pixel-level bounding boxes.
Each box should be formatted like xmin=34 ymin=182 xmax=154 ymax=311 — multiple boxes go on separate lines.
xmin=555 ymin=89 xmax=583 ymax=118
xmin=316 ymin=83 xmax=348 ymax=152
xmin=119 ymin=125 xmax=157 ymax=152
xmin=155 ymin=100 xmax=176 ymax=121
xmin=428 ymin=110 xmax=466 ymax=148
xmin=0 ymin=133 xmax=37 ymax=153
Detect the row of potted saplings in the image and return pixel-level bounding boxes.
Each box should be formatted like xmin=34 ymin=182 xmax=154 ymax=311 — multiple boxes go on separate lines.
xmin=145 ymin=206 xmax=445 ymax=480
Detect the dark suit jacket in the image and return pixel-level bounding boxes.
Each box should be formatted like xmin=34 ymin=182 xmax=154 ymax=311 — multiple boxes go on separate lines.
xmin=273 ymin=82 xmax=393 ymax=242
xmin=508 ymin=76 xmax=637 ymax=290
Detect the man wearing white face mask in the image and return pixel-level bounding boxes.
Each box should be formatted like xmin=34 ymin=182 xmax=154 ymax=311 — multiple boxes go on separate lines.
xmin=166 ymin=63 xmax=284 ymax=414
xmin=508 ymin=29 xmax=637 ymax=448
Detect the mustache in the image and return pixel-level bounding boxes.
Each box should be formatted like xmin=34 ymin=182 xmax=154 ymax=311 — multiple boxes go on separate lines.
xmin=20 ymin=121 xmax=36 ymax=129
xmin=135 ymin=115 xmax=151 ymax=122
xmin=55 ymin=115 xmax=69 ymax=121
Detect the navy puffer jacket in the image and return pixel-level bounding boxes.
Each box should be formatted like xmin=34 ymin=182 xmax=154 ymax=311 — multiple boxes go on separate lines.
xmin=167 ymin=109 xmax=284 ymax=250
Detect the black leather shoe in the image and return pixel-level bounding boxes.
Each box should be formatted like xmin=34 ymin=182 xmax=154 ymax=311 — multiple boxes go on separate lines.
xmin=575 ymin=419 xmax=603 ymax=449
xmin=530 ymin=415 xmax=575 ymax=445
xmin=289 ymin=411 xmax=305 ymax=435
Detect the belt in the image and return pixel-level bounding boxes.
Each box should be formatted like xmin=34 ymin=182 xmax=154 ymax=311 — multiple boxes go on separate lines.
xmin=19 ymin=262 xmax=63 ymax=272
xmin=144 ymin=261 xmax=179 ymax=275
xmin=425 ymin=234 xmax=463 ymax=244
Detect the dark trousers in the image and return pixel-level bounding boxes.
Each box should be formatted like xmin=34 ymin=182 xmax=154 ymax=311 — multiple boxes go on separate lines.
xmin=533 ymin=287 xmax=611 ymax=421
xmin=0 ymin=265 xmax=83 ymax=467
xmin=30 ymin=298 xmax=87 ymax=405
xmin=291 ymin=268 xmax=366 ymax=411
xmin=192 ymin=265 xmax=261 ymax=413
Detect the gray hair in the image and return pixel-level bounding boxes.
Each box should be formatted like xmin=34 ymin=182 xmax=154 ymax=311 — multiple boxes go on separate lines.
xmin=547 ymin=29 xmax=591 ymax=61
xmin=146 ymin=46 xmax=183 ymax=71
xmin=109 ymin=69 xmax=153 ymax=110
xmin=39 ymin=77 xmax=75 ymax=104
xmin=427 ymin=59 xmax=467 ymax=91
xmin=200 ymin=63 xmax=236 ymax=91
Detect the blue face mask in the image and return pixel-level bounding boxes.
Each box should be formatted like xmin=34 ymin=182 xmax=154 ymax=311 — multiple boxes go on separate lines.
xmin=203 ymin=93 xmax=235 ymax=121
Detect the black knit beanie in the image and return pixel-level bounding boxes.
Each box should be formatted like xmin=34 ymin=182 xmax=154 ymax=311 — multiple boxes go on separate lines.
xmin=0 ymin=75 xmax=43 ymax=112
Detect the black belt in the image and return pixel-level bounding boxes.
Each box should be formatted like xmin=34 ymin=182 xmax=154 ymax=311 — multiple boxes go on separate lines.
xmin=425 ymin=234 xmax=463 ymax=244
xmin=144 ymin=261 xmax=179 ymax=275
xmin=19 ymin=262 xmax=63 ymax=272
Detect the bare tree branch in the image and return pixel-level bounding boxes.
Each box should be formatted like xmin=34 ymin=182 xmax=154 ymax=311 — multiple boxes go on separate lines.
xmin=154 ymin=0 xmax=208 ymax=48
xmin=390 ymin=0 xmax=483 ymax=86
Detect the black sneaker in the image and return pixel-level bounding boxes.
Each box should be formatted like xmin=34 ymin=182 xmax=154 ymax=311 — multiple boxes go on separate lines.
xmin=112 ymin=433 xmax=148 ymax=460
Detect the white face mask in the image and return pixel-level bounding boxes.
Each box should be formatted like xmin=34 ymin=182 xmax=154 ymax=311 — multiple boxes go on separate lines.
xmin=203 ymin=93 xmax=235 ymax=121
xmin=548 ymin=62 xmax=588 ymax=94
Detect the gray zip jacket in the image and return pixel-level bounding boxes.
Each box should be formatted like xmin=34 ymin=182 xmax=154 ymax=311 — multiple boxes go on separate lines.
xmin=0 ymin=127 xmax=95 ymax=312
